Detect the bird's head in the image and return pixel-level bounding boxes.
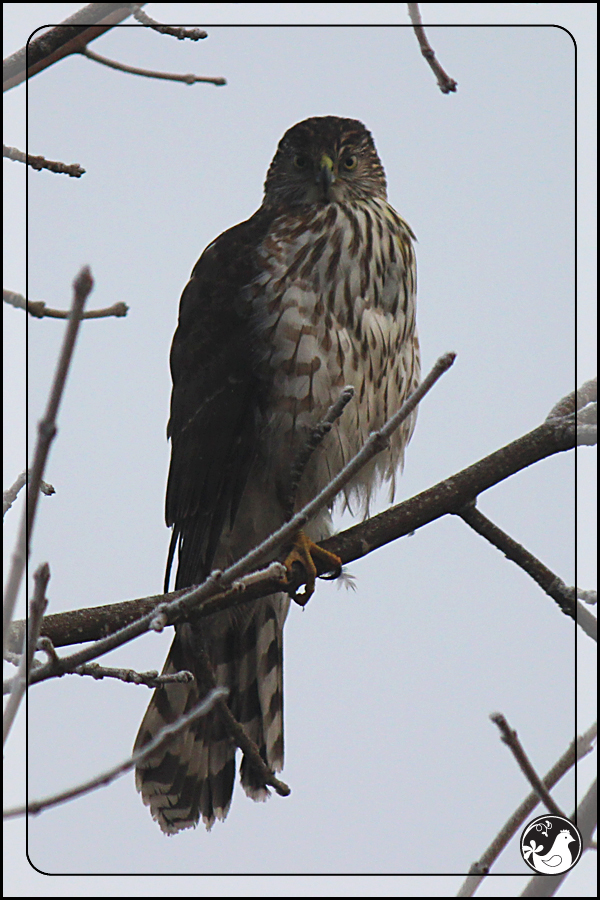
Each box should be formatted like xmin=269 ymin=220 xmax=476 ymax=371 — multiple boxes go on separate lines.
xmin=263 ymin=115 xmax=388 ymax=208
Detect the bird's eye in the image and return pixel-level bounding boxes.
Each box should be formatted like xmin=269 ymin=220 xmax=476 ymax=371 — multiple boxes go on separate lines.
xmin=342 ymin=154 xmax=358 ymax=171
xmin=293 ymin=155 xmax=309 ymax=170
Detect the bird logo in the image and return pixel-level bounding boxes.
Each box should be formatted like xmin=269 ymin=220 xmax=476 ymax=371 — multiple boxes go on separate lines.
xmin=520 ymin=815 xmax=583 ymax=875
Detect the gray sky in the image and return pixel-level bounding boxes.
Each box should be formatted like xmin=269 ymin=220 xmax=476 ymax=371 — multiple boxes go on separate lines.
xmin=4 ymin=3 xmax=596 ymax=896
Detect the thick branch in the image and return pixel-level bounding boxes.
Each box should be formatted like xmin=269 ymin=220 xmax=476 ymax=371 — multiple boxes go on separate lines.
xmin=546 ymin=376 xmax=596 ymax=420
xmin=3 ymin=3 xmax=137 ymax=92
xmin=7 ymin=407 xmax=577 ymax=655
xmin=324 ymin=414 xmax=576 ymax=571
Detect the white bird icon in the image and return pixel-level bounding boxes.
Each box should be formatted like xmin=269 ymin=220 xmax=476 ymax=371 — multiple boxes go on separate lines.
xmin=530 ymin=830 xmax=575 ymax=874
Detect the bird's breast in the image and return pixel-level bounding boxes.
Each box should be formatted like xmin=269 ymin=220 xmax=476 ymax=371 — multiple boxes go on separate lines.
xmin=248 ymin=198 xmax=420 ymax=513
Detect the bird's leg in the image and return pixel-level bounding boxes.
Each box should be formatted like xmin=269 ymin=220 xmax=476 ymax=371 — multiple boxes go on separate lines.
xmin=284 ymin=531 xmax=342 ymax=606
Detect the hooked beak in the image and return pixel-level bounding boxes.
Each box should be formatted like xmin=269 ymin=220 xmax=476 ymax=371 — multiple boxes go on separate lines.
xmin=317 ymin=154 xmax=336 ymax=200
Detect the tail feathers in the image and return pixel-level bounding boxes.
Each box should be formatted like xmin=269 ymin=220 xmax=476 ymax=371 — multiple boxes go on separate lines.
xmin=134 ymin=641 xmax=237 ymax=833
xmin=236 ymin=601 xmax=285 ymax=801
xmin=134 ymin=598 xmax=288 ymax=833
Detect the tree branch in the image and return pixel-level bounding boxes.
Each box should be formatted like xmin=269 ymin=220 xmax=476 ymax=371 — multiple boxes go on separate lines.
xmin=81 ymin=46 xmax=226 ymax=86
xmin=456 ymin=502 xmax=594 ymax=637
xmin=546 ymin=377 xmax=596 ymax=420
xmin=71 ymin=662 xmax=194 ymax=688
xmin=3 ymin=3 xmax=137 ymax=92
xmin=129 ymin=5 xmax=207 ymax=41
xmin=3 ymin=145 xmax=85 ymax=177
xmin=457 ymin=722 xmax=597 ymax=896
xmin=18 ymin=354 xmax=452 ymax=685
xmin=2 ymin=564 xmax=49 ymax=745
xmin=7 ymin=389 xmax=581 ymax=658
xmin=3 ymin=267 xmax=93 ymax=659
xmin=407 ymin=3 xmax=458 ymax=94
xmin=4 ymin=288 xmax=127 ymax=319
xmin=284 ymin=385 xmax=355 ymax=519
xmin=3 ymin=469 xmax=54 ymax=519
xmin=490 ymin=713 xmax=566 ymax=818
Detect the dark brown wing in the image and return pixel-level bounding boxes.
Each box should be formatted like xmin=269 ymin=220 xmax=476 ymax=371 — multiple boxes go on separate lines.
xmin=165 ymin=209 xmax=274 ymax=591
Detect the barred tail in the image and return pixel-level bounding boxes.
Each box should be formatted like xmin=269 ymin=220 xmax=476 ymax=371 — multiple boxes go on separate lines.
xmin=134 ymin=596 xmax=288 ymax=833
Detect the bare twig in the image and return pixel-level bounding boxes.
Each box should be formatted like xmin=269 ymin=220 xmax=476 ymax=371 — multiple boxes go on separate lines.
xmin=3 ymin=470 xmax=54 ymax=519
xmin=35 ymin=636 xmax=61 ymax=668
xmin=217 ymin=698 xmax=290 ymax=797
xmin=3 ymin=686 xmax=227 ymax=820
xmin=193 ymin=645 xmax=290 ymax=797
xmin=81 ymin=46 xmax=226 ymax=86
xmin=407 ymin=3 xmax=458 ymax=94
xmin=130 ymin=5 xmax=207 ymax=41
xmin=456 ymin=502 xmax=596 ymax=638
xmin=3 ymin=564 xmax=49 ymax=745
xmin=3 ymin=145 xmax=85 ymax=177
xmin=577 ymin=588 xmax=597 ymax=606
xmin=3 ymin=267 xmax=92 ymax=658
xmin=490 ymin=713 xmax=566 ymax=818
xmin=72 ymin=662 xmax=194 ymax=687
xmin=3 ymin=472 xmax=28 ymax=518
xmin=284 ymin=385 xmax=355 ymax=518
xmin=458 ymin=722 xmax=597 ymax=896
xmin=4 ymin=288 xmax=127 ymax=320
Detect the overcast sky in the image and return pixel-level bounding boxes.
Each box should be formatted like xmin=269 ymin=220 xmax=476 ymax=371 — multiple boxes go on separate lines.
xmin=3 ymin=3 xmax=596 ymax=897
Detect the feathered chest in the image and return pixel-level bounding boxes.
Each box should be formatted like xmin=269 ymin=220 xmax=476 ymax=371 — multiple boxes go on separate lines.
xmin=247 ymin=198 xmax=418 ymax=432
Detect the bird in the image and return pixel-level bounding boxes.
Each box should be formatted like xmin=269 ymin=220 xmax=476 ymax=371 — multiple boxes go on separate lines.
xmin=133 ymin=115 xmax=420 ymax=833
xmin=528 ymin=830 xmax=576 ymax=874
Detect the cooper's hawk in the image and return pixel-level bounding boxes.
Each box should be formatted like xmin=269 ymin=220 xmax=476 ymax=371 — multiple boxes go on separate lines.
xmin=134 ymin=116 xmax=420 ymax=833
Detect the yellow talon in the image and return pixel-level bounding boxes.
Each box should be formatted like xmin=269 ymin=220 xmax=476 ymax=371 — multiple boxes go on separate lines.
xmin=284 ymin=532 xmax=342 ymax=606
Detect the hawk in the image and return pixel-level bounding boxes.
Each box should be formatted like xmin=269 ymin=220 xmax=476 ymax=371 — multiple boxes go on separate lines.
xmin=134 ymin=116 xmax=420 ymax=833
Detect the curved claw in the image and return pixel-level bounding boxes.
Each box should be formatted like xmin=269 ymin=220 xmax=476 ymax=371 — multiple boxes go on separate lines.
xmin=284 ymin=532 xmax=342 ymax=606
